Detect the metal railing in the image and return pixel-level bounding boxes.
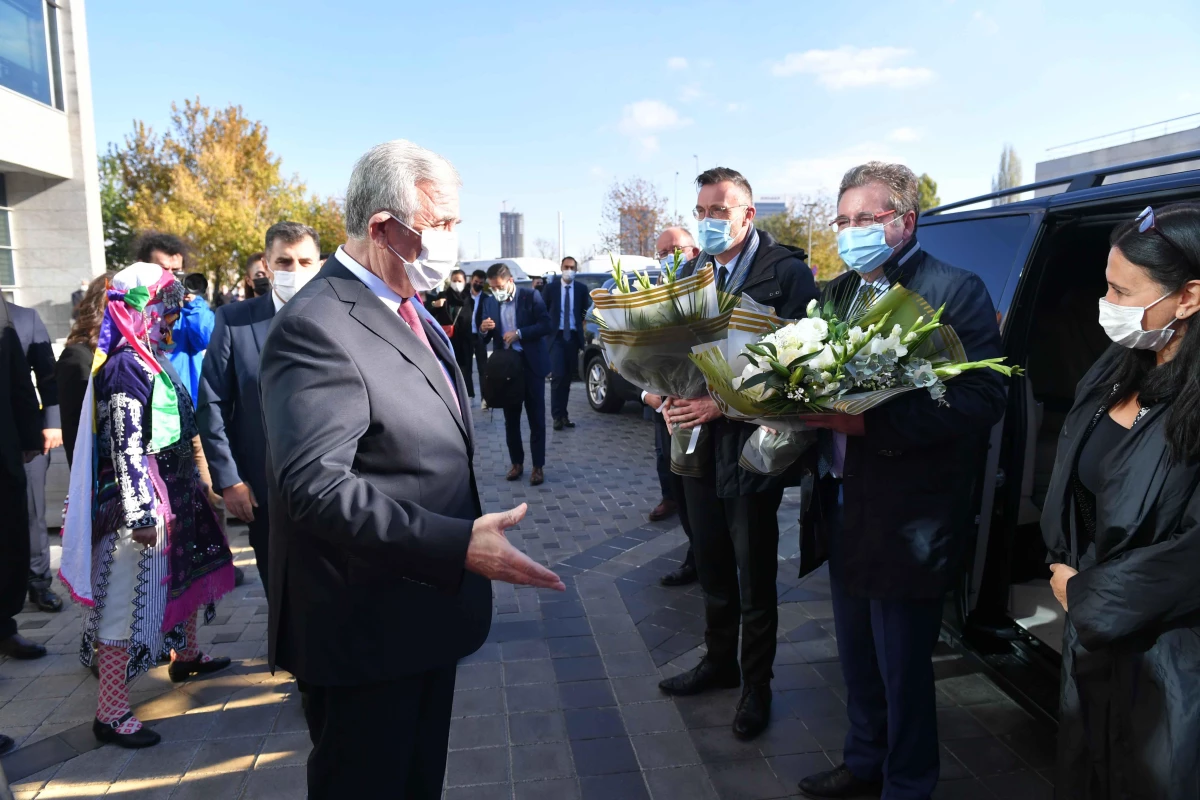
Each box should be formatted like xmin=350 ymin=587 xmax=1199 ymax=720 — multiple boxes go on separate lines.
xmin=1045 ymin=113 xmax=1200 ymax=159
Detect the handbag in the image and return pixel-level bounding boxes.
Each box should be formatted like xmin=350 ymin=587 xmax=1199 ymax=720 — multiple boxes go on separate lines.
xmin=441 ymin=324 xmax=455 ymax=338
xmin=482 ymin=347 xmax=526 ymax=409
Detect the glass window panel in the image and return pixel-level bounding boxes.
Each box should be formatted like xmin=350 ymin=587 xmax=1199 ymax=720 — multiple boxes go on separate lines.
xmin=0 ymin=0 xmax=51 ymax=106
xmin=0 ymin=209 xmax=10 ymax=247
xmin=0 ymin=248 xmax=14 ymax=285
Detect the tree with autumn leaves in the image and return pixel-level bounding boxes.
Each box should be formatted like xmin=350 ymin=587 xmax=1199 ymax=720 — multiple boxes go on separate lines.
xmin=101 ymin=99 xmax=344 ymax=295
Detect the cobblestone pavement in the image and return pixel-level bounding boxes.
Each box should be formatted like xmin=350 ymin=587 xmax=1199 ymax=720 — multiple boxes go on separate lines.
xmin=1 ymin=376 xmax=1056 ymax=799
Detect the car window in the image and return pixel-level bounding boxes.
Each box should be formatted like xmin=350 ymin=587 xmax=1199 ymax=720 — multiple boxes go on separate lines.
xmin=917 ymin=215 xmax=1037 ymax=307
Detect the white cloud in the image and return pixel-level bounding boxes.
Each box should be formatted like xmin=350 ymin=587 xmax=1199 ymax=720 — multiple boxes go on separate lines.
xmin=726 ymin=102 xmax=745 ymax=113
xmin=667 ymin=56 xmax=688 ymax=71
xmin=679 ymin=84 xmax=703 ymax=103
xmin=888 ymin=127 xmax=921 ymax=142
xmin=770 ymin=46 xmax=934 ymax=90
xmin=618 ymin=100 xmax=692 ymax=155
xmin=972 ymin=10 xmax=999 ymax=35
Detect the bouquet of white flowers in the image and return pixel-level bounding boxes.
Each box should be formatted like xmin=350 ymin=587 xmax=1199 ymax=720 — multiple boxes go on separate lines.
xmin=691 ymin=283 xmax=1019 ymax=432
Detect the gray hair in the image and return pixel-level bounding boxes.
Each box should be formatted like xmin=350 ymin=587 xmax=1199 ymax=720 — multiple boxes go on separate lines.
xmin=344 ymin=140 xmax=461 ymax=238
xmin=838 ymin=161 xmax=919 ymax=217
xmin=265 ymin=221 xmax=319 ymax=254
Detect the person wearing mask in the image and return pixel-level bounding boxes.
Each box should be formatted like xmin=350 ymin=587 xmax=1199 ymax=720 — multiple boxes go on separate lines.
xmin=258 ymin=140 xmax=563 ymax=798
xmin=245 ymin=252 xmax=269 ymax=301
xmin=1041 ymin=203 xmax=1200 ymax=797
xmin=659 ymin=168 xmax=818 ymax=741
xmin=650 ymin=227 xmax=701 ymax=585
xmin=796 ymin=162 xmax=1006 ymax=799
xmin=166 ymin=273 xmax=216 ymax=404
xmin=462 ymin=269 xmax=490 ymax=399
xmin=543 ymin=256 xmax=590 ymax=430
xmin=480 ymin=262 xmax=552 ymax=485
xmin=59 ymin=264 xmax=236 ymax=749
xmin=0 ymin=294 xmax=46 ymax=689
xmin=198 ymin=222 xmax=321 ymax=592
xmin=8 ymin=301 xmax=65 ymax=612
xmin=57 ymin=275 xmax=111 ymax=466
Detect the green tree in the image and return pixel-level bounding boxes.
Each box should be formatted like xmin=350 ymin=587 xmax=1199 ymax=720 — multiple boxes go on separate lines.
xmin=754 ymin=195 xmax=843 ymax=282
xmin=917 ymin=173 xmax=941 ymax=211
xmin=104 ymin=98 xmax=344 ymax=293
xmin=99 ymin=152 xmax=136 ymax=270
xmin=991 ymin=144 xmax=1023 ymax=205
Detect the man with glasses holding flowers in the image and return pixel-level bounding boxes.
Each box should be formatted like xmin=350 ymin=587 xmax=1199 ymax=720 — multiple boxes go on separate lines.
xmin=796 ymin=162 xmax=1006 ymax=800
xmin=659 ymin=167 xmax=817 ymax=741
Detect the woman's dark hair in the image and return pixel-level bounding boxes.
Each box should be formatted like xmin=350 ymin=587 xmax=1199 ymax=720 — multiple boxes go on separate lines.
xmin=65 ymin=274 xmax=111 ymax=349
xmin=1110 ymin=201 xmax=1200 ymax=462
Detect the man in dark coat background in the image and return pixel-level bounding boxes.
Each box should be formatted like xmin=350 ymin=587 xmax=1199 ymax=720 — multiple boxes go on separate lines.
xmin=542 ymin=255 xmax=590 ymax=430
xmin=0 ymin=294 xmax=48 ymax=754
xmin=796 ymin=162 xmax=1006 ymax=800
xmin=258 ymin=140 xmax=562 ymax=799
xmin=659 ymin=167 xmax=819 ymax=742
xmin=198 ymin=221 xmax=322 ymax=592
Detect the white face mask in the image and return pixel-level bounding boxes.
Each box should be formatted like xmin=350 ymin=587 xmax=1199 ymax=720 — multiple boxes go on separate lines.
xmin=450 ymin=280 xmax=466 ymax=292
xmin=492 ymin=284 xmax=513 ymax=303
xmin=385 ymin=214 xmax=459 ymax=293
xmin=561 ymin=270 xmax=575 ymax=283
xmin=272 ymin=266 xmax=319 ymax=303
xmin=1097 ymin=292 xmax=1179 ymax=351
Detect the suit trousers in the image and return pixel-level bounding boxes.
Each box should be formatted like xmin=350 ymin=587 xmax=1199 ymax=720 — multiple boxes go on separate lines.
xmin=548 ymin=331 xmax=580 ymax=421
xmin=503 ymin=363 xmax=546 ymax=468
xmin=654 ymin=413 xmax=693 ymax=568
xmin=304 ymin=664 xmax=456 ymax=800
xmin=454 ymin=333 xmax=486 ymax=398
xmin=680 ymin=468 xmax=781 ymax=684
xmin=247 ymin=510 xmax=270 ymax=595
xmin=1 ymin=469 xmax=30 ymax=640
xmin=830 ymin=560 xmax=943 ymax=799
xmin=24 ymin=451 xmax=50 ymax=580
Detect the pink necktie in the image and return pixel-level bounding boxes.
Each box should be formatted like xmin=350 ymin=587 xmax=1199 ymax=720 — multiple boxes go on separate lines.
xmin=398 ymin=300 xmax=460 ymax=410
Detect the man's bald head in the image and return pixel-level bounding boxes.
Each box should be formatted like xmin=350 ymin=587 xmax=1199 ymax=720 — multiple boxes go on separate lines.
xmin=655 ymin=227 xmax=699 ymax=263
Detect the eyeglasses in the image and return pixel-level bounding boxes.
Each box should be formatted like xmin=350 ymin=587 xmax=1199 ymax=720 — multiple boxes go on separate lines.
xmin=693 ymin=204 xmax=748 ymax=221
xmin=1136 ymin=206 xmax=1187 ymax=258
xmin=829 ymin=210 xmax=899 ymax=233
xmin=655 ymin=246 xmax=685 ymax=259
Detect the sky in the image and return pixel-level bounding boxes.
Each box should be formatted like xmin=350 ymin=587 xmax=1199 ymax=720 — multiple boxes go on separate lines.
xmin=86 ymin=0 xmax=1200 ymax=262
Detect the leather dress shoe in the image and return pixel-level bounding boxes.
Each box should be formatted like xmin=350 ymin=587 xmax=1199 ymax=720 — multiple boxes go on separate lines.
xmin=562 ymin=417 xmax=575 ymax=428
xmin=798 ymin=763 xmax=883 ymax=798
xmin=530 ymin=467 xmax=545 ymax=486
xmin=0 ymin=634 xmax=46 ymax=660
xmin=648 ymin=498 xmax=677 ymax=522
xmin=506 ymin=464 xmax=523 ymax=481
xmin=553 ymin=418 xmax=564 ymax=431
xmin=660 ymin=562 xmax=697 ymax=587
xmin=28 ymin=584 xmax=63 ymax=612
xmin=658 ymin=657 xmax=740 ymax=697
xmin=732 ymin=682 xmax=772 ymax=740
xmin=93 ymin=713 xmax=161 ymax=749
xmin=168 ymin=655 xmax=232 ymax=683
xmin=234 ymin=566 xmax=246 ymax=587
xmin=0 ymin=733 xmax=14 ymax=756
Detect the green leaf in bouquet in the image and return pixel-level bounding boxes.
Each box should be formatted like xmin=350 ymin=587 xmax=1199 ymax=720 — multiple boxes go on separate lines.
xmin=741 ymin=370 xmax=775 ymax=390
xmin=770 ymin=361 xmax=791 ymax=379
xmin=786 ymin=350 xmax=822 ymax=371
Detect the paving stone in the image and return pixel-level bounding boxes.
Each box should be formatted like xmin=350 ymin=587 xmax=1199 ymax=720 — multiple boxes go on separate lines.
xmin=513 ymin=777 xmax=581 ymax=800
xmin=571 ymin=736 xmax=639 ymax=776
xmin=506 ymin=685 xmax=562 ymax=714
xmin=445 ymin=783 xmax=514 ymax=800
xmin=643 ymin=765 xmax=718 ymax=800
xmin=444 ymin=745 xmax=510 ymax=786
xmin=456 ymin=662 xmax=505 ymax=690
xmin=253 ymin=731 xmax=311 ymax=768
xmin=503 ymin=659 xmax=556 ymax=686
xmin=945 ymin=735 xmax=1025 ymax=777
xmin=240 ymin=764 xmax=307 ymax=799
xmin=603 ymin=650 xmax=658 ymax=679
xmin=186 ymin=735 xmax=264 ymax=776
xmin=547 ymin=636 xmax=599 ymax=659
xmin=630 ymin=731 xmax=702 ymax=769
xmin=452 ymin=687 xmax=507 ymax=718
xmin=706 ymin=757 xmax=793 ymax=799
xmin=118 ymin=741 xmax=203 ymax=782
xmin=509 ymin=711 xmax=568 ymax=745
xmin=449 ymin=714 xmax=508 ymax=750
xmin=511 ymin=741 xmax=574 ymax=781
xmin=579 ymin=772 xmax=651 ymax=800
xmin=765 ymin=751 xmax=835 ymax=787
xmin=565 ymin=706 xmax=626 ymax=740
xmin=620 ymin=701 xmax=685 ymax=735
xmin=559 ymin=680 xmax=616 ymax=709
xmin=612 ymin=675 xmax=667 ymax=705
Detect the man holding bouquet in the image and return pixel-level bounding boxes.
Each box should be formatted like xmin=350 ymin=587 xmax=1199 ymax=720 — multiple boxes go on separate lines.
xmin=659 ymin=167 xmax=818 ymax=740
xmin=796 ymin=162 xmax=1006 ymax=800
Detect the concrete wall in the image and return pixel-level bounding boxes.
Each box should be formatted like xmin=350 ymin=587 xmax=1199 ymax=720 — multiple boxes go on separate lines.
xmin=3 ymin=0 xmax=105 ymax=339
xmin=1034 ymin=127 xmax=1200 ymax=197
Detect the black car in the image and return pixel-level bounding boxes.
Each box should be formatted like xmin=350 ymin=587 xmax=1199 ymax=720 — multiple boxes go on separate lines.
xmin=577 ymin=270 xmax=662 ymax=412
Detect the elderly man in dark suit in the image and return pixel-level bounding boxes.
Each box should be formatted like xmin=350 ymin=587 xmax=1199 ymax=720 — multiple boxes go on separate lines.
xmin=0 ymin=295 xmax=47 ymax=752
xmin=258 ymin=140 xmax=563 ymax=800
xmin=796 ymin=162 xmax=1006 ymax=800
xmin=8 ymin=302 xmax=64 ymax=612
xmin=198 ymin=221 xmax=321 ymax=592
xmin=542 ymin=255 xmax=590 ymax=430
xmin=479 ymin=262 xmax=552 ymax=485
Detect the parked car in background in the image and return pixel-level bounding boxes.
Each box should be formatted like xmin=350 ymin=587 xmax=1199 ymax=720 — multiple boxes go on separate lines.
xmin=578 ymin=269 xmax=661 ymax=412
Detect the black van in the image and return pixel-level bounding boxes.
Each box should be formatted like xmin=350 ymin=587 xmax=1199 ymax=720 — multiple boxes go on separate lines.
xmin=918 ymin=149 xmax=1200 ymax=718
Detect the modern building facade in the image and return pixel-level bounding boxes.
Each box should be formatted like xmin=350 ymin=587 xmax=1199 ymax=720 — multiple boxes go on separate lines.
xmin=1034 ymin=123 xmax=1200 ymax=198
xmin=500 ymin=211 xmax=524 ymax=258
xmin=756 ymin=195 xmax=789 ymax=218
xmin=1 ymin=0 xmax=104 ymax=337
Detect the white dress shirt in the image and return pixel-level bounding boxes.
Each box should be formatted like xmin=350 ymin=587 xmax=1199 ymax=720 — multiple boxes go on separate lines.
xmin=335 ymin=245 xmax=406 ymax=312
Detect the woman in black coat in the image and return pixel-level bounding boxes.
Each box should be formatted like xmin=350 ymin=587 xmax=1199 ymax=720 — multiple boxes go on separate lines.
xmin=1043 ymin=202 xmax=1200 ymax=798
xmin=55 ymin=274 xmax=108 ymax=466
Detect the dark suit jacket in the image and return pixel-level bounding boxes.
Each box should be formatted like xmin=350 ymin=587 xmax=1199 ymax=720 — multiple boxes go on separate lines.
xmin=479 ymin=287 xmax=552 ymax=379
xmin=55 ymin=343 xmax=92 ymax=467
xmin=542 ymin=279 xmax=590 ymax=344
xmin=800 ymin=240 xmax=1007 ymax=600
xmin=259 ymin=254 xmax=490 ymax=685
xmin=197 ymin=293 xmax=275 ymax=505
xmin=0 ymin=297 xmax=41 ymax=479
xmin=9 ymin=303 xmax=58 ymax=429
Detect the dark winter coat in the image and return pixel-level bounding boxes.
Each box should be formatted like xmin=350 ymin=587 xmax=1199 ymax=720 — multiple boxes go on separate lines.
xmin=680 ymin=227 xmax=820 ymax=498
xmin=799 ymin=241 xmax=1007 ymax=599
xmin=1042 ymin=345 xmax=1200 ymax=799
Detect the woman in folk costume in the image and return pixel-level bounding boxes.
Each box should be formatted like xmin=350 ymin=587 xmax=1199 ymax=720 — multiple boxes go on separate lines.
xmin=59 ymin=263 xmax=236 ymax=749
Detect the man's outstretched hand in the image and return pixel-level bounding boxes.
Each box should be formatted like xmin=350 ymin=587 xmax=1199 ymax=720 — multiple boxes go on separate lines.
xmin=467 ymin=503 xmax=565 ymax=591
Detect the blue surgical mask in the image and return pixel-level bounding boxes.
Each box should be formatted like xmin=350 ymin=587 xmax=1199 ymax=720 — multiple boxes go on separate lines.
xmin=697 ymin=218 xmax=735 ymax=255
xmin=837 ymin=217 xmax=902 ymax=274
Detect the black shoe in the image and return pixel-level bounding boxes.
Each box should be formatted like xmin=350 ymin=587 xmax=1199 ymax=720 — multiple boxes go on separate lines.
xmin=658 ymin=657 xmax=740 ymax=697
xmin=28 ymin=584 xmax=63 ymax=613
xmin=0 ymin=733 xmax=14 ymax=756
xmin=93 ymin=713 xmax=161 ymax=749
xmin=168 ymin=655 xmax=232 ymax=683
xmin=660 ymin=562 xmax=697 ymax=587
xmin=234 ymin=566 xmax=246 ymax=587
xmin=732 ymin=682 xmax=772 ymax=740
xmin=0 ymin=634 xmax=47 ymax=660
xmin=798 ymin=763 xmax=883 ymax=799
xmin=562 ymin=417 xmax=576 ymax=428
xmin=553 ymin=418 xmax=564 ymax=431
